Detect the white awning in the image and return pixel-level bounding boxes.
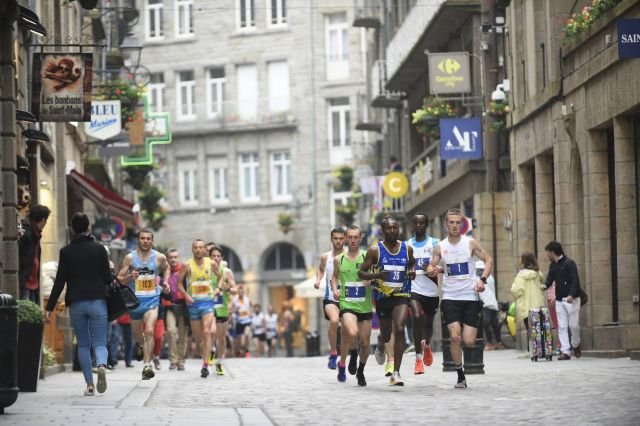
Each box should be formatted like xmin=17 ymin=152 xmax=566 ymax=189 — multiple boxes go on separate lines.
xmin=294 ymin=276 xmax=322 ymax=299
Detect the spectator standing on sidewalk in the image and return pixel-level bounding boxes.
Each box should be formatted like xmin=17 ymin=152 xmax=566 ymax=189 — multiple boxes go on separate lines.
xmin=18 ymin=204 xmax=51 ymax=303
xmin=477 ymin=261 xmax=504 ymax=350
xmin=510 ymin=252 xmax=546 ymax=331
xmin=544 ymin=241 xmax=582 ymax=360
xmin=45 ymin=213 xmax=111 ymax=396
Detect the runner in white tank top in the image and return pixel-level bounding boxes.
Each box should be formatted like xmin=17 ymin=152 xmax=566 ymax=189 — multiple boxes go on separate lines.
xmin=314 ymin=227 xmax=346 ymax=370
xmin=427 ymin=208 xmax=492 ymax=390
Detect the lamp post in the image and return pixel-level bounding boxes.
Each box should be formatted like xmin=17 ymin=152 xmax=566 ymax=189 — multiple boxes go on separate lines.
xmin=119 ymin=32 xmax=150 ymax=86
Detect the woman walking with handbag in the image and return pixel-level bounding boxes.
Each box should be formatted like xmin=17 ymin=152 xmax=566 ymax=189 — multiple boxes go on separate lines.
xmin=45 ymin=213 xmax=112 ymax=396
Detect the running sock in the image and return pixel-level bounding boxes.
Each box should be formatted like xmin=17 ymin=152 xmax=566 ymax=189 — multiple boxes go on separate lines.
xmin=349 ymin=348 xmax=358 ymax=357
xmin=357 ymin=362 xmax=365 ymax=375
xmin=455 ymin=364 xmax=465 ymax=381
xmin=330 ymin=351 xmax=338 ymax=356
xmin=416 ymin=352 xmax=423 ymax=361
xmin=338 ymin=361 xmax=346 ymax=368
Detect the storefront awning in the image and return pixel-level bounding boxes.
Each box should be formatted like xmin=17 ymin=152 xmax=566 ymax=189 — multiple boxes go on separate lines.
xmin=69 ymin=169 xmax=134 ymax=221
xmin=294 ymin=276 xmax=322 ymax=299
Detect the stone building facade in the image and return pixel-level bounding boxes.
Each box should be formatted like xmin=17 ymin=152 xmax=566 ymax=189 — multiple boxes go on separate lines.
xmin=507 ymin=0 xmax=640 ymax=351
xmin=137 ymin=0 xmax=369 ymax=327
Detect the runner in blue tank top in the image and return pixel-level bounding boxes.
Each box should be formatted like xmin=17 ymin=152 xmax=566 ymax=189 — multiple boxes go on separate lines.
xmin=117 ymin=229 xmax=170 ymax=381
xmin=359 ymin=216 xmax=416 ymax=386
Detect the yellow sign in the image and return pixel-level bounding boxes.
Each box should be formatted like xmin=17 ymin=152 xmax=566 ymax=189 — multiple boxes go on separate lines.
xmin=383 ymin=172 xmax=409 ymax=198
xmin=438 ymin=58 xmax=461 ymax=74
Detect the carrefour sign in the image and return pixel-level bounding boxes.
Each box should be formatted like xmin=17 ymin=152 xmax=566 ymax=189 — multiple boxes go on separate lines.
xmin=618 ymin=19 xmax=640 ymax=59
xmin=428 ymin=52 xmax=471 ymax=94
xmin=85 ymin=100 xmax=121 ymax=140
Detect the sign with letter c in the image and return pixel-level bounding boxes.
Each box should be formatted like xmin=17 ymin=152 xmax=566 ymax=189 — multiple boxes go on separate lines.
xmin=383 ymin=172 xmax=409 ymax=198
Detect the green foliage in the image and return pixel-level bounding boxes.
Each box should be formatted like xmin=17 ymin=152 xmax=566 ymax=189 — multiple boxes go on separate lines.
xmin=138 ymin=182 xmax=166 ymax=232
xmin=94 ymin=78 xmax=146 ymax=127
xmin=42 ymin=345 xmax=57 ymax=371
xmin=17 ymin=299 xmax=44 ymax=324
xmin=123 ymin=165 xmax=154 ymax=190
xmin=412 ymin=96 xmax=458 ymax=140
xmin=333 ymin=166 xmax=354 ymax=192
xmin=563 ymin=0 xmax=623 ymax=38
xmin=336 ymin=203 xmax=357 ymax=226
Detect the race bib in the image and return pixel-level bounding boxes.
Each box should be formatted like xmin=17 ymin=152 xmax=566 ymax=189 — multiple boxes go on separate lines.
xmin=345 ymin=282 xmax=365 ymax=302
xmin=191 ymin=280 xmax=211 ymax=300
xmin=415 ymin=257 xmax=430 ymax=275
xmin=213 ymin=294 xmax=224 ymax=307
xmin=446 ymin=262 xmax=470 ymax=277
xmin=383 ymin=264 xmax=405 ymax=287
xmin=239 ymin=309 xmax=250 ymax=318
xmin=135 ymin=273 xmax=156 ymax=296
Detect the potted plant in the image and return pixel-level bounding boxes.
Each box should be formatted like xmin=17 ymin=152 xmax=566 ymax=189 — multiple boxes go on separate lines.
xmin=278 ymin=213 xmax=295 ymax=233
xmin=17 ymin=299 xmax=44 ymax=392
xmin=94 ymin=78 xmax=146 ymax=128
xmin=487 ymin=97 xmax=510 ymax=133
xmin=336 ymin=203 xmax=358 ymax=226
xmin=333 ymin=166 xmax=354 ymax=192
xmin=411 ymin=96 xmax=457 ymax=141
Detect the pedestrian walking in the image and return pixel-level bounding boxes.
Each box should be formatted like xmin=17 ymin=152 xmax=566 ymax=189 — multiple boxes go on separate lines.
xmin=18 ymin=204 xmax=51 ymax=303
xmin=510 ymin=252 xmax=546 ymax=331
xmin=45 ymin=213 xmax=111 ymax=396
xmin=544 ymin=242 xmax=583 ymax=360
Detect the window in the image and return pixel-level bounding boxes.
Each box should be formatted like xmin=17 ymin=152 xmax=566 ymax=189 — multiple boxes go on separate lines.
xmin=176 ymin=70 xmax=196 ymax=120
xmin=328 ymin=98 xmax=351 ymax=164
xmin=148 ymin=73 xmax=165 ymax=112
xmin=325 ymin=12 xmax=349 ymax=80
xmin=208 ymin=158 xmax=228 ymax=204
xmin=175 ymin=0 xmax=194 ymax=37
xmin=178 ymin=161 xmax=198 ymax=206
xmin=206 ymin=68 xmax=225 ymax=117
xmin=270 ymin=151 xmax=291 ymax=200
xmin=239 ymin=153 xmax=260 ymax=202
xmin=236 ymin=0 xmax=256 ymax=30
xmin=268 ymin=0 xmax=287 ymax=27
xmin=264 ymin=243 xmax=306 ymax=271
xmin=146 ymin=0 xmax=164 ymax=40
xmin=267 ymin=61 xmax=290 ymax=112
xmin=236 ymin=64 xmax=258 ymax=121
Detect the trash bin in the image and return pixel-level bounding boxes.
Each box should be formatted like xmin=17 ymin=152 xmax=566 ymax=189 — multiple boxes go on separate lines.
xmin=306 ymin=332 xmax=320 ymax=357
xmin=0 ymin=293 xmax=19 ymax=414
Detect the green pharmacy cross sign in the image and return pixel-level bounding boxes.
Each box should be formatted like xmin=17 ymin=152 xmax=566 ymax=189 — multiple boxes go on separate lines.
xmin=120 ymin=96 xmax=172 ymax=166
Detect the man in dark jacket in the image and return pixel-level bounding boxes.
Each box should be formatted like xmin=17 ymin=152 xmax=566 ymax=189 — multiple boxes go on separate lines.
xmin=18 ymin=204 xmax=51 ymax=303
xmin=45 ymin=213 xmax=112 ymax=395
xmin=544 ymin=241 xmax=582 ymax=360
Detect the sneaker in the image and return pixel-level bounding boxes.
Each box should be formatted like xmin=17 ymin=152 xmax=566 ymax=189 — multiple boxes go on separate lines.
xmin=374 ymin=342 xmax=386 ymax=365
xmin=484 ymin=343 xmax=495 ymax=351
xmin=209 ymin=351 xmax=217 ymax=365
xmin=177 ymin=363 xmax=185 ymax=371
xmin=169 ymin=363 xmax=177 ymax=370
xmin=153 ymin=357 xmax=161 ymax=370
xmin=384 ymin=362 xmax=394 ymax=377
xmin=134 ymin=343 xmax=144 ymax=362
xmin=125 ymin=363 xmax=134 ymax=368
xmin=337 ymin=365 xmax=346 ymax=382
xmin=216 ymin=363 xmax=225 ymax=376
xmin=348 ymin=351 xmax=358 ymax=375
xmin=454 ymin=378 xmax=467 ymax=389
xmin=356 ymin=372 xmax=367 ymax=387
xmin=106 ymin=364 xmax=115 ymax=371
xmin=389 ymin=372 xmax=404 ymax=386
xmin=558 ymin=353 xmax=571 ymax=360
xmin=327 ymin=353 xmax=338 ymax=370
xmin=201 ymin=366 xmax=210 ymax=378
xmin=142 ymin=365 xmax=155 ymax=380
xmin=422 ymin=341 xmax=434 ymax=367
xmin=84 ymin=386 xmax=95 ymax=396
xmin=493 ymin=342 xmax=506 ymax=350
xmin=96 ymin=365 xmax=107 ymax=394
xmin=414 ymin=359 xmax=424 ymax=375
xmin=573 ymin=345 xmax=582 ymax=358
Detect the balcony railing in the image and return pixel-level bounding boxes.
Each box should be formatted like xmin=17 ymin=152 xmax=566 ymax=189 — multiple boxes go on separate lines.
xmin=353 ymin=0 xmax=381 ymax=28
xmin=355 ymin=91 xmax=382 ymax=132
xmin=370 ymin=60 xmax=404 ymax=108
xmin=167 ymin=97 xmax=297 ymax=132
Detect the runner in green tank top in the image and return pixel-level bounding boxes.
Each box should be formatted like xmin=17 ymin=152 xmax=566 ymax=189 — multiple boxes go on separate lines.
xmin=331 ymin=225 xmax=372 ymax=387
xmin=209 ymin=245 xmax=236 ymax=375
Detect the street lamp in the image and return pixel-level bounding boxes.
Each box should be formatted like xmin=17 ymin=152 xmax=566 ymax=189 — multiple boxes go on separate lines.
xmin=119 ymin=32 xmax=149 ymax=86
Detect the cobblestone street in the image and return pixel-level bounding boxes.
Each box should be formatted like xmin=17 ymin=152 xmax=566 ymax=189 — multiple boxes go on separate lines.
xmin=4 ymin=350 xmax=640 ymax=425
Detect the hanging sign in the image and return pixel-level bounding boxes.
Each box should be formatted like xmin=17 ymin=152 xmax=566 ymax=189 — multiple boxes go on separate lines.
xmin=32 ymin=52 xmax=93 ymax=122
xmin=85 ymin=100 xmax=122 ymax=140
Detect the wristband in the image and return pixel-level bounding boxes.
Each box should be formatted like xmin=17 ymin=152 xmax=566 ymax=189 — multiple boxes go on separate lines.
xmin=480 ymin=276 xmax=487 ymax=284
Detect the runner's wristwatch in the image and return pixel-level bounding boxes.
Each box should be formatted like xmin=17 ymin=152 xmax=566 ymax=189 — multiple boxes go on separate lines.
xmin=480 ymin=276 xmax=487 ymax=283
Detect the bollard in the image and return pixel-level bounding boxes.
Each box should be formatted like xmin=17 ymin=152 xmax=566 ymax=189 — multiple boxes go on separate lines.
xmin=441 ymin=309 xmax=485 ymax=374
xmin=0 ymin=293 xmax=19 ymax=414
xmin=305 ymin=332 xmax=315 ymax=357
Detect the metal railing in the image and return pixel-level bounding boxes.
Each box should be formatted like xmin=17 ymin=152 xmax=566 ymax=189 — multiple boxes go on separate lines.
xmin=370 ymin=60 xmax=403 ymax=108
xmin=353 ymin=0 xmax=382 ymax=28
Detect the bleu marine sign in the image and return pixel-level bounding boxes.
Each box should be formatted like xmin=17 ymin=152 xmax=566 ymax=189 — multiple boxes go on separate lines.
xmin=440 ymin=118 xmax=483 ymax=160
xmin=618 ymin=19 xmax=640 ymax=59
xmin=85 ymin=100 xmax=122 ymax=140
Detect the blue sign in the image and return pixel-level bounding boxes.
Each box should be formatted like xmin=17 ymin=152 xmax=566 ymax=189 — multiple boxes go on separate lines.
xmin=440 ymin=118 xmax=483 ymax=160
xmin=618 ymin=19 xmax=640 ymax=59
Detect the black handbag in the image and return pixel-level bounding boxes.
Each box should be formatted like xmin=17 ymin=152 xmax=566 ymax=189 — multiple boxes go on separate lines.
xmin=578 ymin=287 xmax=589 ymax=307
xmin=107 ymin=283 xmax=140 ymax=321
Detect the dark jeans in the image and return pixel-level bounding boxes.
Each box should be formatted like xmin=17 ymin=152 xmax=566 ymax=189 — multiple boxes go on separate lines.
xmin=109 ymin=323 xmax=133 ymax=365
xmin=482 ymin=308 xmax=502 ymax=344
